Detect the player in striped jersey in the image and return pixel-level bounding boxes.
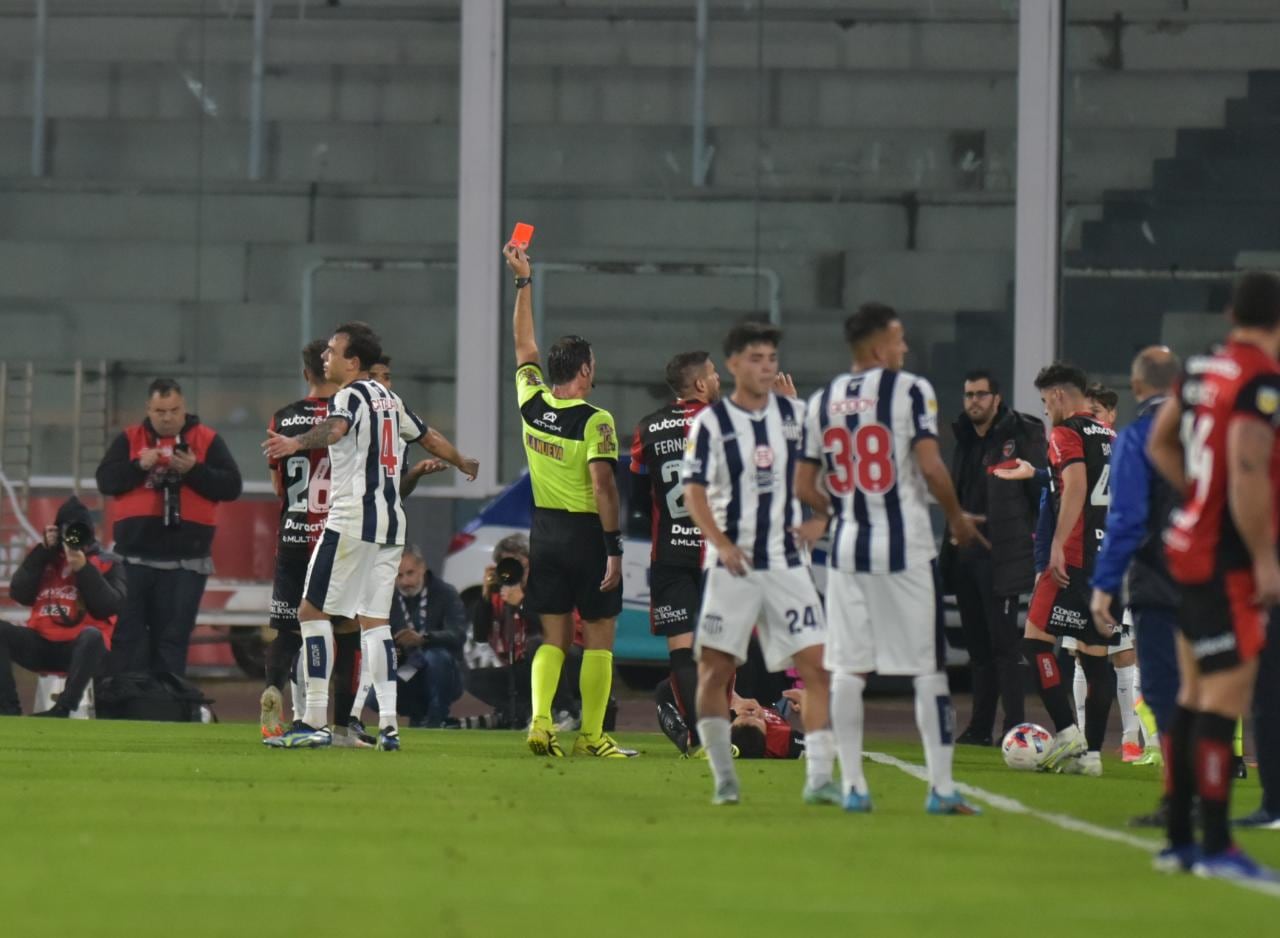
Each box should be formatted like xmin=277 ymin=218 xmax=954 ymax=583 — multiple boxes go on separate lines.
xmin=681 ymin=321 xmax=837 ymax=806
xmin=262 ymin=322 xmax=479 ymax=750
xmin=794 ymin=303 xmax=984 ymax=815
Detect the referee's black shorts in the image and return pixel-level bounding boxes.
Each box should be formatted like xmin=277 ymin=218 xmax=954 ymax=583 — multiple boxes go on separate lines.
xmin=527 ymin=508 xmax=623 ymax=621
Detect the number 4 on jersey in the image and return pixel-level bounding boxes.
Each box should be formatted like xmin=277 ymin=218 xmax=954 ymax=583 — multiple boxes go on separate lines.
xmin=380 ymin=417 xmax=400 ymax=476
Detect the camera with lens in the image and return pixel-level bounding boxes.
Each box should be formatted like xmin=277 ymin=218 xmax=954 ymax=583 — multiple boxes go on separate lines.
xmin=494 ymin=557 xmax=525 ymax=587
xmin=161 ymin=442 xmax=189 ymax=528
xmin=61 ymin=521 xmax=93 ymax=550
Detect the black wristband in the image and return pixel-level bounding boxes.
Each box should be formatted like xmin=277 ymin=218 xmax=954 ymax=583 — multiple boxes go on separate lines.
xmin=603 ymin=531 xmax=624 ymax=557
xmin=514 ymin=276 xmax=533 ymax=290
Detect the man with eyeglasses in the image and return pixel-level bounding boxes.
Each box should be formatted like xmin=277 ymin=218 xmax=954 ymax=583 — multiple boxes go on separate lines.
xmin=939 ymin=370 xmax=1046 ymax=746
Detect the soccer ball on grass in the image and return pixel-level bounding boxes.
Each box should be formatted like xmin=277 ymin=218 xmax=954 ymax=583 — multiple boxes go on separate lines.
xmin=1001 ymin=722 xmax=1054 ymax=771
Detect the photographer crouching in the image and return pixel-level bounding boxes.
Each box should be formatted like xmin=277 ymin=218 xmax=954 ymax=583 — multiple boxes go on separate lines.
xmin=0 ymin=497 xmax=126 ymax=716
xmin=467 ymin=534 xmax=582 ymax=728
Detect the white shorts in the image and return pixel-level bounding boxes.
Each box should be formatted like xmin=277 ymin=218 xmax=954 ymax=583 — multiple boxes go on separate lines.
xmin=694 ymin=566 xmax=826 ymax=672
xmin=302 ymin=529 xmax=403 ymax=621
xmin=1062 ymin=608 xmax=1134 ymax=655
xmin=824 ymin=565 xmax=940 ymax=676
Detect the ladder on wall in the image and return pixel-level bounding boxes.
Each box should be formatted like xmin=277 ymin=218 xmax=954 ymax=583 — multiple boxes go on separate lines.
xmin=0 ymin=361 xmax=35 ymax=579
xmin=71 ymin=359 xmax=110 ymax=499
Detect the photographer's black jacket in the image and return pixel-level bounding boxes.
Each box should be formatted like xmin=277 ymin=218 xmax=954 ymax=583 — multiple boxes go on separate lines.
xmin=10 ymin=543 xmax=127 ymax=622
xmin=96 ymin=415 xmax=242 ymax=560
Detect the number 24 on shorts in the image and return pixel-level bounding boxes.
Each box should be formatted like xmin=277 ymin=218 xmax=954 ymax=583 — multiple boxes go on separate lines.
xmin=786 ymin=606 xmax=821 ymax=635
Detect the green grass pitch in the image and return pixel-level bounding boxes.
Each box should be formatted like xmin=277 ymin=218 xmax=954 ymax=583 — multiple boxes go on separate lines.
xmin=1 ymin=720 xmax=1277 ymax=937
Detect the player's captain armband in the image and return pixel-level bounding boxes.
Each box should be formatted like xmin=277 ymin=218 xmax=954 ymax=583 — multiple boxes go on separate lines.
xmin=910 ymin=378 xmax=940 ymax=439
xmin=1236 ymin=374 xmax=1280 ymax=425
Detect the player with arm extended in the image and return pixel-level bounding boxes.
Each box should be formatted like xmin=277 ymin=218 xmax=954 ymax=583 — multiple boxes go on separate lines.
xmin=630 ymin=351 xmax=721 ymax=754
xmin=1146 ymin=273 xmax=1280 ymax=882
xmin=681 ymin=321 xmax=835 ymax=806
xmin=1017 ymin=364 xmax=1119 ymax=776
xmin=262 ymin=322 xmax=478 ymax=751
xmin=503 ymin=242 xmax=632 ymax=759
xmin=259 ymin=339 xmax=349 ymax=740
xmin=793 ymin=302 xmax=985 ymax=815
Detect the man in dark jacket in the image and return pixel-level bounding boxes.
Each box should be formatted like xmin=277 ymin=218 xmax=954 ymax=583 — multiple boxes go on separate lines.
xmin=1089 ymin=356 xmax=1181 ymax=744
xmin=0 ymin=497 xmax=126 ymax=716
xmin=388 ymin=545 xmax=468 ymax=727
xmin=95 ymin=378 xmax=242 ymax=675
xmin=940 ymin=370 xmax=1045 ymax=744
xmin=1089 ymin=347 xmax=1184 ymax=823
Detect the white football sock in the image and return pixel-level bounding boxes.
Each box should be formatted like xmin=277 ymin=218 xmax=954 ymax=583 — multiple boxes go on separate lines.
xmin=290 ymin=651 xmax=304 ymax=723
xmin=350 ymin=656 xmax=373 ymax=722
xmin=299 ymin=619 xmax=334 ymax=729
xmin=805 ymin=729 xmax=836 ymax=790
xmin=1114 ymin=663 xmax=1139 ymax=741
xmin=1073 ymin=658 xmax=1087 ymax=730
xmin=362 ymin=625 xmax=398 ymax=731
xmin=696 ymin=717 xmax=737 ymax=789
xmin=831 ymin=672 xmax=868 ymax=796
xmin=914 ymin=672 xmax=956 ymax=797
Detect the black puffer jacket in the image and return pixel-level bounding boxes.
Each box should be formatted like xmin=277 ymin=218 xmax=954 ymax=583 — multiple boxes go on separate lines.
xmin=939 ymin=406 xmax=1047 ymax=597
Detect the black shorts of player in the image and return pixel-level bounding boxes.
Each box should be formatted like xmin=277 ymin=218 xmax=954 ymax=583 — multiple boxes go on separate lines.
xmin=269 ymin=547 xmax=311 ymax=632
xmin=1178 ymin=570 xmax=1266 ymax=675
xmin=648 ymin=563 xmax=702 ymax=638
xmin=527 ymin=508 xmax=623 ymax=620
xmin=1031 ymin=566 xmax=1121 ymax=648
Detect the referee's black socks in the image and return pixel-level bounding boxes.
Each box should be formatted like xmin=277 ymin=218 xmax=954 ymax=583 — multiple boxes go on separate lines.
xmin=1021 ymin=638 xmax=1076 ymax=732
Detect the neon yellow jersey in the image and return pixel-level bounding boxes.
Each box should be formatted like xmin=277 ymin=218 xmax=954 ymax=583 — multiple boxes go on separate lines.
xmin=516 ymin=363 xmax=617 ymax=513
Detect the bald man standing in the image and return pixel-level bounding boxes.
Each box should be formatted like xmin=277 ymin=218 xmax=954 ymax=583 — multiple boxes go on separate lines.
xmin=1089 ymin=347 xmax=1182 ymax=824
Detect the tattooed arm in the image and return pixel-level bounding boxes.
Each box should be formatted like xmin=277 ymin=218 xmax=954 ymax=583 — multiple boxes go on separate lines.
xmin=262 ymin=416 xmax=349 ymax=460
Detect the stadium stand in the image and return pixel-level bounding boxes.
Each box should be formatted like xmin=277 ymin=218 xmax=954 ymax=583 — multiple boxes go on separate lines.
xmin=0 ymin=0 xmax=1276 ymax=476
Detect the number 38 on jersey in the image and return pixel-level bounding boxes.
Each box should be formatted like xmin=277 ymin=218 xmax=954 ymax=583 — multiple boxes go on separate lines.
xmin=821 ymin=424 xmax=896 ymax=495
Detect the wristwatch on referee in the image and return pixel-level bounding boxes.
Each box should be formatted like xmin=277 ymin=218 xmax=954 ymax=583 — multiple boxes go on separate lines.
xmin=514 ymin=275 xmax=533 ymax=290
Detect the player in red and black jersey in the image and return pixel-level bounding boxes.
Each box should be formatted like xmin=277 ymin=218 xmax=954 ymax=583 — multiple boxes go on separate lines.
xmin=1019 ymin=363 xmax=1119 ymax=775
xmin=630 ymin=351 xmax=721 ymax=751
xmin=1146 ymin=273 xmax=1280 ymax=882
xmin=260 ymin=340 xmax=352 ymax=740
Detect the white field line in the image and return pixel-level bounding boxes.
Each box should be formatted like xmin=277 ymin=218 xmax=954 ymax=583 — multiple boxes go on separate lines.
xmin=865 ymin=750 xmax=1280 ymax=900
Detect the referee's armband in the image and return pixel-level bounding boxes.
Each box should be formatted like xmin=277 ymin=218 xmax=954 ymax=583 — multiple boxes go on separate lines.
xmin=603 ymin=531 xmax=624 ymax=557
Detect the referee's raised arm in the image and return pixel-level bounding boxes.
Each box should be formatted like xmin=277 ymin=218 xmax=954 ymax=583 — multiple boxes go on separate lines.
xmin=505 ymin=244 xmax=538 ymax=366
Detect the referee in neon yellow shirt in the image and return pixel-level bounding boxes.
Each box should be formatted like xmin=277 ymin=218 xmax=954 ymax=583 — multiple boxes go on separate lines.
xmin=503 ymin=242 xmax=634 ymax=759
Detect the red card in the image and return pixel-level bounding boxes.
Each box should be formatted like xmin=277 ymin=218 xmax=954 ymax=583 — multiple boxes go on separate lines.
xmin=509 ymin=222 xmax=535 ymax=249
